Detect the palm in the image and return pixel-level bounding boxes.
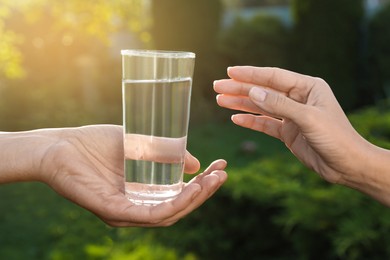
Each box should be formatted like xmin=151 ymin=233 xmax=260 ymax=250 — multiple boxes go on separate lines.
xmin=43 ymin=125 xmax=124 ymax=216
xmin=41 ymin=125 xmax=227 ymax=227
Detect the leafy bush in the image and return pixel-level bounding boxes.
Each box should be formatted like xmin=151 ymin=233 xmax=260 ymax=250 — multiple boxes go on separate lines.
xmin=290 ymin=0 xmax=364 ymax=110
xmin=217 ymin=14 xmax=290 ymax=68
xmin=151 ymin=0 xmax=226 ymax=124
xmin=367 ymin=2 xmax=390 ymax=101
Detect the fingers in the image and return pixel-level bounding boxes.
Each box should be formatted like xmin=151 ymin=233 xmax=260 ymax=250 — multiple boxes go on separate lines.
xmin=188 ymin=159 xmax=227 ymax=185
xmin=214 ymin=78 xmax=288 ymax=116
xmin=214 ymin=79 xmax=255 ymax=96
xmin=99 ymin=160 xmax=227 ymax=227
xmin=214 ymin=78 xmax=268 ymax=114
xmin=97 ymin=193 xmax=193 ymax=227
xmin=216 ymin=94 xmax=263 ymax=115
xmin=215 ymin=66 xmax=340 ymax=132
xmin=124 ymin=134 xmax=186 ymax=163
xmin=215 ymin=85 xmax=305 ymax=123
xmin=124 ymin=134 xmax=200 ymax=174
xmin=248 ymin=87 xmax=306 ymax=122
xmin=184 ymin=151 xmax=201 ymax=174
xmin=216 ymin=79 xmax=309 ymax=126
xmin=231 ymin=114 xmax=283 ymax=140
xmin=227 ymin=66 xmax=316 ymax=97
xmin=161 ymin=160 xmax=227 ymax=223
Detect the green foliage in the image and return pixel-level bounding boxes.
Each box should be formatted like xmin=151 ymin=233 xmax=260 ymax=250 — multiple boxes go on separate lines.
xmin=218 ymin=14 xmax=290 ymax=67
xmin=151 ymin=0 xmax=222 ymax=52
xmin=0 ymin=3 xmax=125 ymax=130
xmin=0 ymin=0 xmax=151 ymax=130
xmin=367 ymin=3 xmax=390 ymax=99
xmin=0 ymin=29 xmax=24 ymax=79
xmin=290 ymin=0 xmax=364 ymax=110
xmin=0 ymin=183 xmax=196 ymax=260
xmin=224 ymin=154 xmax=390 ymax=259
xmin=349 ymin=105 xmax=390 ymax=149
xmin=0 ymin=182 xmax=113 ymax=259
xmin=0 ymin=0 xmax=151 ymax=80
xmin=151 ymin=0 xmax=227 ymax=123
xmin=187 ymin=122 xmax=285 ymax=167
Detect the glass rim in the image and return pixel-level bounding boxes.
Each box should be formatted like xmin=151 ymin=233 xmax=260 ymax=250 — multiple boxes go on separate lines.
xmin=121 ymin=49 xmax=195 ymax=58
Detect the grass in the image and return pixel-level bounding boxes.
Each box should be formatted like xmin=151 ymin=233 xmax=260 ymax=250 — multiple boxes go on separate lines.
xmin=187 ymin=120 xmax=287 ymax=168
xmin=0 ymin=182 xmax=113 ymax=259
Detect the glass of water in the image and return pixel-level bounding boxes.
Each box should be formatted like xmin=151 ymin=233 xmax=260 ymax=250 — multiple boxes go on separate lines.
xmin=121 ymin=49 xmax=195 ymax=205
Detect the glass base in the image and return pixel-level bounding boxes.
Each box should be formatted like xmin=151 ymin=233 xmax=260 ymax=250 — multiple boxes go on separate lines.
xmin=125 ymin=182 xmax=182 ymax=206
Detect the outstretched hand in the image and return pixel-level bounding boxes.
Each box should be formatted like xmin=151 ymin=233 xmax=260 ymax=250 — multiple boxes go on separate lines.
xmin=214 ymin=66 xmax=370 ymax=185
xmin=39 ymin=125 xmax=227 ymax=227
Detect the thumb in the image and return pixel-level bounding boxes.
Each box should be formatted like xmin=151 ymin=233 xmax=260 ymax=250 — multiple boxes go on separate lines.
xmin=249 ymin=87 xmax=306 ymax=122
xmin=184 ymin=151 xmax=201 ymax=174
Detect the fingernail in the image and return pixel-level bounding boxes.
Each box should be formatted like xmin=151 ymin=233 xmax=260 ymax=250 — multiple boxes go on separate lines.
xmin=250 ymin=88 xmax=267 ymax=102
xmin=231 ymin=115 xmax=243 ymax=125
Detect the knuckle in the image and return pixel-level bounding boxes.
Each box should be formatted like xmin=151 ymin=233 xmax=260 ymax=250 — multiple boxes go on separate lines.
xmin=313 ymin=76 xmax=326 ymax=85
xmin=273 ymin=92 xmax=287 ymax=107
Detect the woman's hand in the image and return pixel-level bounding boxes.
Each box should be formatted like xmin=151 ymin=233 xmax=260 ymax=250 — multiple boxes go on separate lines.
xmin=214 ymin=66 xmax=390 ymax=206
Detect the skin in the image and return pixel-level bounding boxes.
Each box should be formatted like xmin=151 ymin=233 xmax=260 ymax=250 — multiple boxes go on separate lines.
xmin=214 ymin=66 xmax=390 ymax=207
xmin=0 ymin=125 xmax=227 ymax=227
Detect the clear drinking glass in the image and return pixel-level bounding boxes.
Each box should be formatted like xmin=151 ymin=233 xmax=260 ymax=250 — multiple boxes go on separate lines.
xmin=121 ymin=49 xmax=195 ymax=205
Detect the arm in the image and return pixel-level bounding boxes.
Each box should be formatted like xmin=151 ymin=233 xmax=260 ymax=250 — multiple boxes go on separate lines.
xmin=0 ymin=129 xmax=59 ymax=183
xmin=0 ymin=125 xmax=227 ymax=226
xmin=214 ymin=66 xmax=390 ymax=206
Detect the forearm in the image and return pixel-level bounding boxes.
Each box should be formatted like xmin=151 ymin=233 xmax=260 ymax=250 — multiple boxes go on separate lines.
xmin=0 ymin=129 xmax=60 ymax=183
xmin=342 ymin=142 xmax=390 ymax=207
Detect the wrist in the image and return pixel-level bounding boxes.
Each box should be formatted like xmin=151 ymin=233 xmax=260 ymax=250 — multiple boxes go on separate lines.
xmin=0 ymin=129 xmax=61 ymax=183
xmin=341 ymin=139 xmax=390 ymax=206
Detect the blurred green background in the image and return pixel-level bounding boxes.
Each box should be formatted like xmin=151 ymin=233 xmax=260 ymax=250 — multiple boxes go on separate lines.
xmin=2 ymin=0 xmax=390 ymax=259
